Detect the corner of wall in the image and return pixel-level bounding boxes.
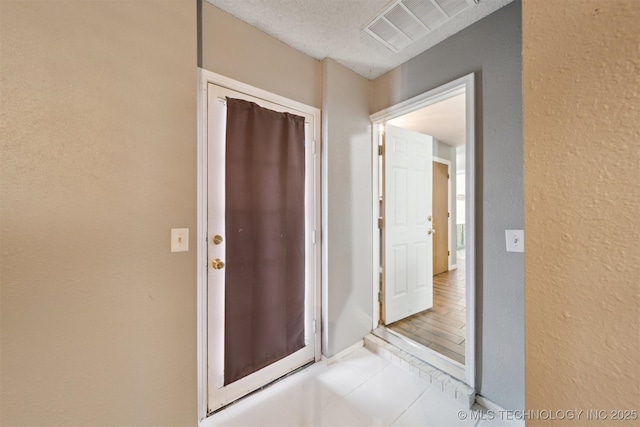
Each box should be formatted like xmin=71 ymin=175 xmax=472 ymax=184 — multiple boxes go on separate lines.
xmin=320 ymin=58 xmax=374 ymax=357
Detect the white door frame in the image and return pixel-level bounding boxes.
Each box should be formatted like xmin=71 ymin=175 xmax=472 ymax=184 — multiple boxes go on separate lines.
xmin=369 ymin=73 xmax=476 ymax=389
xmin=431 ymin=156 xmax=453 ymax=271
xmin=197 ymin=69 xmax=322 ymax=421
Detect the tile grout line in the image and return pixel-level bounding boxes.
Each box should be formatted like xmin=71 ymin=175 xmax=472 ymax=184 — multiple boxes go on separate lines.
xmin=387 ymin=385 xmax=433 ymax=427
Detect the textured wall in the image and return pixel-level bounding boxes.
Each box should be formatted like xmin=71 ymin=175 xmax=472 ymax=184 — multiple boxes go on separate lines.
xmin=201 ymin=2 xmax=321 ymax=108
xmin=0 ymin=1 xmax=197 ymax=426
xmin=523 ymin=0 xmax=640 ymax=424
xmin=321 ymin=59 xmax=373 ymax=357
xmin=371 ymin=1 xmax=524 ymax=409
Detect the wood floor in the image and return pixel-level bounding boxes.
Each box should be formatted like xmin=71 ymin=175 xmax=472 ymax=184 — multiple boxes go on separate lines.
xmin=387 ymin=264 xmax=465 ymax=364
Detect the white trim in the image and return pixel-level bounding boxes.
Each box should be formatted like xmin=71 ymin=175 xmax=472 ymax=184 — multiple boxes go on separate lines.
xmin=475 ymin=396 xmax=526 ymax=427
xmin=201 ymin=72 xmax=317 ymax=120
xmin=450 ymin=263 xmax=458 ymax=270
xmin=432 ymin=156 xmax=453 ymax=271
xmin=432 ymin=156 xmax=449 ymax=163
xmin=326 ymin=340 xmax=364 ymax=365
xmin=369 ymin=72 xmax=476 ymax=390
xmin=370 ymin=79 xmax=465 ymax=123
xmin=372 ymin=118 xmax=381 ymax=326
xmin=370 ymin=125 xmax=380 ymax=330
xmin=197 ymin=69 xmax=322 ymax=419
xmin=196 ymin=68 xmax=207 ymax=423
xmin=475 ymin=395 xmax=505 ymax=412
xmin=464 ymin=73 xmax=476 ymax=389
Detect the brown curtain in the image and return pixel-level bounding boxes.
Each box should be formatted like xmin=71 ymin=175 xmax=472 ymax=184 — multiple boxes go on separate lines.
xmin=223 ymin=97 xmax=306 ymax=385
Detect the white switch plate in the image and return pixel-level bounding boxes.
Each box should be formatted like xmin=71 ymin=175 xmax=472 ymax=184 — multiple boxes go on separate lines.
xmin=505 ymin=230 xmax=524 ymax=253
xmin=171 ymin=228 xmax=189 ymax=252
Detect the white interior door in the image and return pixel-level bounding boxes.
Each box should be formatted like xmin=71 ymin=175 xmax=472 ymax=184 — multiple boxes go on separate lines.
xmin=384 ymin=124 xmax=434 ymax=324
xmin=206 ymin=82 xmax=319 ymax=412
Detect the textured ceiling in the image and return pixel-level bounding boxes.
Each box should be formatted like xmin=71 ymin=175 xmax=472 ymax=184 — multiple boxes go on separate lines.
xmin=205 ymin=0 xmax=514 ymax=79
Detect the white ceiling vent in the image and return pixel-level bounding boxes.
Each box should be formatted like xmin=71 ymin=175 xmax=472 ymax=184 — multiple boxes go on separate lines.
xmin=364 ymin=0 xmax=475 ymax=53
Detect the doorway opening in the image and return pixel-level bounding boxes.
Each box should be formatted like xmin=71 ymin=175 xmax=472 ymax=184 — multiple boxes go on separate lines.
xmin=370 ymin=73 xmax=475 ymax=387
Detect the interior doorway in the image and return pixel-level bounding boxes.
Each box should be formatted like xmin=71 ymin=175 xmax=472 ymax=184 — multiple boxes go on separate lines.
xmin=370 ymin=74 xmax=475 ymax=387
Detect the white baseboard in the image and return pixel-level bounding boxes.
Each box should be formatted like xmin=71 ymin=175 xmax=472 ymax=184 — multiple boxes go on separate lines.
xmin=326 ymin=340 xmax=364 ymax=365
xmin=475 ymin=395 xmax=503 ymax=412
xmin=449 ymin=264 xmax=458 ymax=270
xmin=475 ymin=396 xmax=525 ymax=427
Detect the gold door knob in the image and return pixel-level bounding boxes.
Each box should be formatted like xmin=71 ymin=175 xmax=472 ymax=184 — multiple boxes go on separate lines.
xmin=211 ymin=259 xmax=225 ymax=270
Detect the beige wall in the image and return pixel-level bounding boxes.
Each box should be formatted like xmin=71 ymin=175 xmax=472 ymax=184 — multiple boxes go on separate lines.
xmin=320 ymin=59 xmax=373 ymax=357
xmin=524 ymin=0 xmax=640 ymax=424
xmin=201 ymin=2 xmax=321 ymax=109
xmin=0 ymin=1 xmax=197 ymax=426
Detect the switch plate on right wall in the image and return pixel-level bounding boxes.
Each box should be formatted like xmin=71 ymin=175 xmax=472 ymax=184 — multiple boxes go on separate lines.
xmin=505 ymin=229 xmax=524 ymax=252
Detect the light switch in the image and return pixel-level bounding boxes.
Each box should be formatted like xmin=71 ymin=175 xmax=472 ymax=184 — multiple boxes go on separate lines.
xmin=505 ymin=230 xmax=524 ymax=253
xmin=171 ymin=228 xmax=189 ymax=252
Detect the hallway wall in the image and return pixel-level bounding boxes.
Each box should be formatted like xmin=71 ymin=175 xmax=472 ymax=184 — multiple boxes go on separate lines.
xmin=1 ymin=1 xmax=197 ymax=426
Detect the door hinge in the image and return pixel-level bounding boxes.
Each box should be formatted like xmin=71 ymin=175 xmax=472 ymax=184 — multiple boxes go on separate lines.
xmin=378 ymin=145 xmax=384 ymax=156
xmin=378 ymin=218 xmax=384 ymax=229
xmin=377 ymin=291 xmax=382 ymax=302
xmin=447 ymin=173 xmax=450 ymax=179
xmin=448 ymin=250 xmax=450 ymax=256
xmin=448 ymin=212 xmax=450 ymax=218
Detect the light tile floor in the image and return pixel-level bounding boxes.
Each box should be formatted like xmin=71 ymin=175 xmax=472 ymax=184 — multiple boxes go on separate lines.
xmin=202 ymin=347 xmax=520 ymax=427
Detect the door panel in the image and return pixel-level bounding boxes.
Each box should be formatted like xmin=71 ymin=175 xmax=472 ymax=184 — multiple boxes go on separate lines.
xmin=433 ymin=161 xmax=449 ymax=275
xmin=415 ymin=242 xmax=429 ymax=290
xmin=384 ymin=125 xmax=433 ymax=325
xmin=207 ymin=83 xmax=317 ymax=412
xmin=392 ymin=245 xmax=408 ymax=295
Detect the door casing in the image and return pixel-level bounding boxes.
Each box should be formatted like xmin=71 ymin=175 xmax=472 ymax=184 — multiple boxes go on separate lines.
xmin=197 ymin=69 xmax=322 ymax=421
xmin=370 ymin=73 xmax=476 ymax=389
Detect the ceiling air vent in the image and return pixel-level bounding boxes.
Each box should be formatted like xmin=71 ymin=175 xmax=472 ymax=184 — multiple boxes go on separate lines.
xmin=364 ymin=0 xmax=475 ymax=53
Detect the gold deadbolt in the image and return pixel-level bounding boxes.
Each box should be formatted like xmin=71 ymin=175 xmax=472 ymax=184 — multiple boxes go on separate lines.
xmin=428 ymin=228 xmax=436 ymax=235
xmin=212 ymin=235 xmax=223 ymax=245
xmin=428 ymin=215 xmax=433 ymax=222
xmin=211 ymin=258 xmax=225 ymax=270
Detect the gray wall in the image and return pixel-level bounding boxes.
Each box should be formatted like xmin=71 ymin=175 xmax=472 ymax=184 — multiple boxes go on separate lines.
xmin=321 ymin=59 xmax=374 ymax=357
xmin=372 ymin=1 xmax=524 ymax=410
